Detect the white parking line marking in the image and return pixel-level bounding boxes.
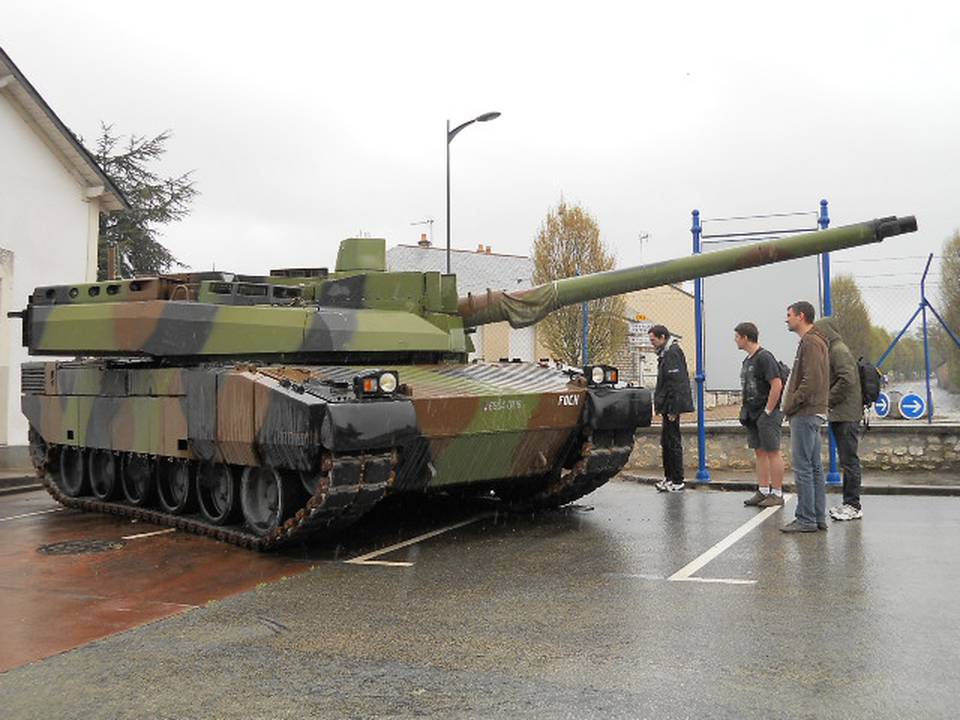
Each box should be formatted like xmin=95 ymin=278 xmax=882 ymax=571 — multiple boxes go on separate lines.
xmin=0 ymin=507 xmax=63 ymax=523
xmin=672 ymin=576 xmax=758 ymax=586
xmin=345 ymin=515 xmax=488 ymax=566
xmin=668 ymin=494 xmax=793 ymax=584
xmin=122 ymin=528 xmax=176 ymax=540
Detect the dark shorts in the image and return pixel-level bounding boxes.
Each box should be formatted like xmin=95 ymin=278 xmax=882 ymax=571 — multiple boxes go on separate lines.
xmin=745 ymin=409 xmax=783 ymax=451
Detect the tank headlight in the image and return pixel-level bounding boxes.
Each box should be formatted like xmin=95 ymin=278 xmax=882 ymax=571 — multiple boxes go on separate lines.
xmin=584 ymin=364 xmax=619 ymax=387
xmin=378 ymin=371 xmax=398 ymax=394
xmin=354 ymin=369 xmax=400 ymax=398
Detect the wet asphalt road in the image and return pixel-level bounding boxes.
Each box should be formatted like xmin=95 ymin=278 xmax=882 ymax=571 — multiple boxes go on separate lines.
xmin=2 ymin=481 xmax=959 ymax=719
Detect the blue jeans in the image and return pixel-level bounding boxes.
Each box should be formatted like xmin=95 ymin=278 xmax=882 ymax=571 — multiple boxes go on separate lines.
xmin=790 ymin=414 xmax=825 ymax=527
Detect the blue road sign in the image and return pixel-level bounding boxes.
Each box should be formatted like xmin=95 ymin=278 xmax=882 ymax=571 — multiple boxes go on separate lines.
xmin=898 ymin=392 xmax=927 ymax=420
xmin=874 ymin=392 xmax=890 ymax=418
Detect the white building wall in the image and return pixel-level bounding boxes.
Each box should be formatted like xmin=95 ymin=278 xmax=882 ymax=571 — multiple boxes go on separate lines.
xmin=0 ymin=95 xmax=100 ymax=446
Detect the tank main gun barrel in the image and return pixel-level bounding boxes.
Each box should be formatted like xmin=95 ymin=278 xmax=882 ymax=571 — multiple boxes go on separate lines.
xmin=457 ymin=215 xmax=918 ymax=329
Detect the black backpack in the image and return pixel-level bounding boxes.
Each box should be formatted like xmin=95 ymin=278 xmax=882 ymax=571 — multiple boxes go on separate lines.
xmin=758 ymin=349 xmax=790 ymax=404
xmin=775 ymin=359 xmax=791 ymax=386
xmin=858 ymin=358 xmax=882 ymax=407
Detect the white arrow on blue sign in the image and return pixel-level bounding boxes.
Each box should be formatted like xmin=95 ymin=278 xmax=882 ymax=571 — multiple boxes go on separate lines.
xmin=898 ymin=392 xmax=927 ymax=420
xmin=874 ymin=392 xmax=890 ymax=418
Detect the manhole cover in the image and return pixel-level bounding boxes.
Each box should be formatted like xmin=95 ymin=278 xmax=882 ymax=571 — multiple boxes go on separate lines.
xmin=38 ymin=539 xmax=125 ymax=555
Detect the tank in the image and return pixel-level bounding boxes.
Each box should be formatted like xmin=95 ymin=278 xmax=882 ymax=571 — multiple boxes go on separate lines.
xmin=14 ymin=215 xmax=917 ymax=549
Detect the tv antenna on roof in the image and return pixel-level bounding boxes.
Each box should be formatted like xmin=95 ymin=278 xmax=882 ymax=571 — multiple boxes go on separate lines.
xmin=411 ymin=218 xmax=434 ymax=245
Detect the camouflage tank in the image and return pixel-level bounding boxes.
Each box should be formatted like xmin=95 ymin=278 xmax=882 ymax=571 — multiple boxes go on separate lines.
xmin=14 ymin=216 xmax=917 ymax=549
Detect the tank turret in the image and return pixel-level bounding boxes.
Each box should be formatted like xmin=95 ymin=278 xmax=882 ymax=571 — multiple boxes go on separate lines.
xmin=18 ymin=216 xmax=917 ymax=362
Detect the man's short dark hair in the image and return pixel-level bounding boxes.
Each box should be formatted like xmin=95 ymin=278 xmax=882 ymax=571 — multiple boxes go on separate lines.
xmin=787 ymin=301 xmax=816 ymax=324
xmin=734 ymin=322 xmax=758 ymax=343
xmin=648 ymin=324 xmax=670 ymax=339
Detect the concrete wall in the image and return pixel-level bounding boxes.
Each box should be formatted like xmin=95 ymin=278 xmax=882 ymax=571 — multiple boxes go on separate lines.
xmin=627 ymin=423 xmax=960 ymax=473
xmin=0 ymin=94 xmax=101 ymax=446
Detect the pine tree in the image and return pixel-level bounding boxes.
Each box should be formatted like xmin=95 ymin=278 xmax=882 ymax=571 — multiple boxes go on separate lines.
xmin=93 ymin=125 xmax=197 ymax=279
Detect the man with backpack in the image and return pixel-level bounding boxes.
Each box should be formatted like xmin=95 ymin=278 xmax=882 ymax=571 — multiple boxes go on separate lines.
xmin=734 ymin=322 xmax=786 ymax=507
xmin=814 ymin=317 xmax=864 ymax=521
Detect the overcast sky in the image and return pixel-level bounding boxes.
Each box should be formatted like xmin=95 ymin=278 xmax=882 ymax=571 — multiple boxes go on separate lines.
xmin=4 ymin=1 xmax=958 ymax=323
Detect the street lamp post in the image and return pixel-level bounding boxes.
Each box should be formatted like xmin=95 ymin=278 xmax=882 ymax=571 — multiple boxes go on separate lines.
xmin=446 ymin=111 xmax=501 ymax=274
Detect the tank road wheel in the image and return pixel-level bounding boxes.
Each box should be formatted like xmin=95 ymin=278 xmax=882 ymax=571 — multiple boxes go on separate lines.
xmin=300 ymin=452 xmax=333 ymax=497
xmin=197 ymin=463 xmax=241 ymax=526
xmin=122 ymin=454 xmax=157 ymax=507
xmin=88 ymin=449 xmax=121 ymax=500
xmin=158 ymin=460 xmax=196 ymax=514
xmin=241 ymin=467 xmax=298 ymax=537
xmin=57 ymin=447 xmax=88 ymax=497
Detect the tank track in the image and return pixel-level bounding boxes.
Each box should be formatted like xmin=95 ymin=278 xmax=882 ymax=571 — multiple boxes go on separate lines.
xmin=510 ymin=431 xmax=634 ymax=510
xmin=29 ymin=429 xmax=632 ymax=548
xmin=29 ymin=431 xmax=398 ymax=551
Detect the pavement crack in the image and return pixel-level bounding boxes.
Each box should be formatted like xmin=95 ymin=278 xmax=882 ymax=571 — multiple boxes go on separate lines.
xmin=256 ymin=615 xmax=290 ymax=635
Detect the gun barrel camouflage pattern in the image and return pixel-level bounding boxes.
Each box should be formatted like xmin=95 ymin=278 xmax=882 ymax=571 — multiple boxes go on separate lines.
xmin=15 ymin=214 xmax=917 ymax=549
xmin=457 ymin=216 xmax=919 ymax=328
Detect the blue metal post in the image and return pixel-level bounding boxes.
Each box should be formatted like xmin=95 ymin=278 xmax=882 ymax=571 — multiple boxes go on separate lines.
xmin=819 ymin=199 xmax=841 ymax=485
xmin=692 ymin=209 xmax=709 ymax=482
xmin=920 ymin=254 xmax=935 ymax=423
xmin=877 ymin=305 xmax=923 ymax=368
xmin=922 ymin=303 xmax=933 ymax=424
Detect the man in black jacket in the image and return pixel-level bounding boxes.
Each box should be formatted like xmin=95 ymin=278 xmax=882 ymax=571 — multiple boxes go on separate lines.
xmin=649 ymin=324 xmax=695 ymax=492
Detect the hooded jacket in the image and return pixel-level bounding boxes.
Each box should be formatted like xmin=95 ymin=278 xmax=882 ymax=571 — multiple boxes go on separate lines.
xmin=814 ymin=317 xmax=863 ymax=422
xmin=654 ymin=337 xmax=695 ymax=416
xmin=782 ymin=324 xmax=829 ymax=418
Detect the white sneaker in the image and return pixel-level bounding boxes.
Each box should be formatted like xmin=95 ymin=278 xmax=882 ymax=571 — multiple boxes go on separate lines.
xmin=828 ymin=504 xmax=845 ymax=519
xmin=655 ymin=480 xmax=685 ymax=493
xmin=832 ymin=504 xmax=863 ymax=521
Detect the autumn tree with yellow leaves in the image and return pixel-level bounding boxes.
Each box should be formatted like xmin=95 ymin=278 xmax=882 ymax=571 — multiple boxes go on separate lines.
xmin=532 ymin=199 xmax=626 ymax=366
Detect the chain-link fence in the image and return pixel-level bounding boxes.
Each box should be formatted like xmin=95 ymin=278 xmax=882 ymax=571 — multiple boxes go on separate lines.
xmin=832 ymin=253 xmax=960 ymax=421
xmin=611 ymin=286 xmax=695 ymax=387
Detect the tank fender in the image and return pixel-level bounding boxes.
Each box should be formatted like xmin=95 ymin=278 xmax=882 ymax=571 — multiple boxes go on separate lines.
xmin=320 ymin=400 xmax=419 ymax=453
xmin=583 ymin=387 xmax=652 ymax=432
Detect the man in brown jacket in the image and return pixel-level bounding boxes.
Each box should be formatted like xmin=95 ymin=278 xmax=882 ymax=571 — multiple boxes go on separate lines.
xmin=781 ymin=300 xmax=830 ymax=533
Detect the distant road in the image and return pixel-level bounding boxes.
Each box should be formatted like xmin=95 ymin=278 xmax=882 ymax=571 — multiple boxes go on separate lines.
xmin=885 ymin=379 xmax=959 ymax=420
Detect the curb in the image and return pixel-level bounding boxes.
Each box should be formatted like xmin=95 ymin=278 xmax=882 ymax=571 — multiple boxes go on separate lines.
xmin=619 ymin=473 xmax=960 ymax=497
xmin=0 ymin=474 xmax=41 ymax=496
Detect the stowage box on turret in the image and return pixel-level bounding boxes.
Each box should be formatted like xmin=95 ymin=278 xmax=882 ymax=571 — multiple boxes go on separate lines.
xmin=14 ymin=216 xmax=917 ymax=549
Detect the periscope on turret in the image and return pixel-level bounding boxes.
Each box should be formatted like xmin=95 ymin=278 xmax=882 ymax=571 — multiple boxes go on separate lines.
xmin=11 ymin=215 xmax=917 ymax=549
